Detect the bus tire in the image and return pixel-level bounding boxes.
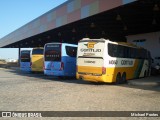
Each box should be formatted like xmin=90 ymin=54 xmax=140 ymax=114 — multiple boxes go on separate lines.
xmin=115 ymin=72 xmax=121 ymax=84
xmin=121 ymin=72 xmax=126 ymax=83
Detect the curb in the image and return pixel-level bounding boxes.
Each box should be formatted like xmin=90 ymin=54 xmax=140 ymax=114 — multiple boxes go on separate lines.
xmin=127 ymin=81 xmax=160 ymax=87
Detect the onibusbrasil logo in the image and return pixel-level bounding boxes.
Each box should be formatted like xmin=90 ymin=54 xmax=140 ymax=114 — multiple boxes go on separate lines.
xmin=1 ymin=112 xmax=42 ymax=117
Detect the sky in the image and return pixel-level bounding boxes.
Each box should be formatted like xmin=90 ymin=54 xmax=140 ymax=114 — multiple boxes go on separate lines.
xmin=0 ymin=0 xmax=67 ymax=60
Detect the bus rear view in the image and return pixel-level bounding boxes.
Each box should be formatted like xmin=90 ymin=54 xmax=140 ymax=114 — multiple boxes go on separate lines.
xmin=20 ymin=50 xmax=31 ymax=72
xmin=44 ymin=43 xmax=77 ymax=78
xmin=31 ymin=47 xmax=44 ymax=72
xmin=76 ymin=38 xmax=106 ymax=82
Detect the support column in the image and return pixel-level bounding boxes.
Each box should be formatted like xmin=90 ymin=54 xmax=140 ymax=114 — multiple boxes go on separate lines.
xmin=18 ymin=47 xmax=21 ymax=67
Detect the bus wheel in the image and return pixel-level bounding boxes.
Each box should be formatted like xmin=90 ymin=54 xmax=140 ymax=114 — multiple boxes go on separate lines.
xmin=121 ymin=72 xmax=126 ymax=83
xmin=115 ymin=72 xmax=121 ymax=84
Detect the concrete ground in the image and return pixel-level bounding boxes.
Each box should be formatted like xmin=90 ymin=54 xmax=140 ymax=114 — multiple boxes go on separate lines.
xmin=0 ymin=68 xmax=160 ymax=120
xmin=127 ymin=75 xmax=160 ymax=86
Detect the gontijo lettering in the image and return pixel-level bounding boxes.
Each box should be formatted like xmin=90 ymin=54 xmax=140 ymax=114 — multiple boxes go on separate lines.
xmin=109 ymin=60 xmax=133 ymax=65
xmin=80 ymin=49 xmax=101 ymax=52
xmin=121 ymin=60 xmax=133 ymax=65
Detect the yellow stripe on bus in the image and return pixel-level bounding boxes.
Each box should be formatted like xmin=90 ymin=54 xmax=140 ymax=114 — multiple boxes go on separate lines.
xmin=77 ymin=59 xmax=141 ymax=83
xmin=78 ymin=66 xmax=102 ymax=74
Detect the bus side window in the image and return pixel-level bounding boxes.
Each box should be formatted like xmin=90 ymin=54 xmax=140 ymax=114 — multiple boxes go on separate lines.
xmin=136 ymin=49 xmax=141 ymax=59
xmin=128 ymin=48 xmax=134 ymax=58
xmin=118 ymin=45 xmax=124 ymax=58
xmin=108 ymin=43 xmax=124 ymax=58
xmin=130 ymin=48 xmax=136 ymax=58
xmin=108 ymin=43 xmax=114 ymax=57
xmin=112 ymin=44 xmax=118 ymax=57
xmin=123 ymin=46 xmax=128 ymax=58
xmin=65 ymin=46 xmax=77 ymax=57
xmin=127 ymin=47 xmax=130 ymax=58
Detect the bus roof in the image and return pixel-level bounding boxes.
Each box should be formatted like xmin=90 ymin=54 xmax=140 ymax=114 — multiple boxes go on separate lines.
xmin=33 ymin=47 xmax=44 ymax=49
xmin=117 ymin=42 xmax=138 ymax=48
xmin=80 ymin=38 xmax=142 ymax=49
xmin=81 ymin=38 xmax=108 ymax=41
xmin=21 ymin=50 xmax=31 ymax=52
xmin=44 ymin=42 xmax=77 ymax=46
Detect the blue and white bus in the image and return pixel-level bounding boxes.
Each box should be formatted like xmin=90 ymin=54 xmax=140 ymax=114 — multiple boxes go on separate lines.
xmin=44 ymin=43 xmax=77 ymax=78
xmin=20 ymin=50 xmax=31 ymax=72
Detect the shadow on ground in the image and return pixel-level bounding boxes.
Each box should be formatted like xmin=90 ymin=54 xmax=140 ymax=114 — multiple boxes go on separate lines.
xmin=4 ymin=68 xmax=160 ymax=92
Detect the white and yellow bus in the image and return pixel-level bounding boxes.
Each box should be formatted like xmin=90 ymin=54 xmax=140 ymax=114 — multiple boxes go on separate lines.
xmin=31 ymin=47 xmax=44 ymax=72
xmin=76 ymin=38 xmax=151 ymax=84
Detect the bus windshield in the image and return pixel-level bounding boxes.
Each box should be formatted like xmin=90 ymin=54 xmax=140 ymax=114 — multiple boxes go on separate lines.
xmin=44 ymin=44 xmax=61 ymax=61
xmin=21 ymin=51 xmax=30 ymax=62
xmin=32 ymin=49 xmax=43 ymax=55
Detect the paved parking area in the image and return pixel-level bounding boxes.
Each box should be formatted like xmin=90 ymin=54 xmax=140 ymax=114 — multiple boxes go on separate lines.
xmin=0 ymin=68 xmax=160 ymax=120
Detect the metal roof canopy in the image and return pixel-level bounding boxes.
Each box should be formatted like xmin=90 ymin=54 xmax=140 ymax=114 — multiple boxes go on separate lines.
xmin=2 ymin=0 xmax=160 ymax=48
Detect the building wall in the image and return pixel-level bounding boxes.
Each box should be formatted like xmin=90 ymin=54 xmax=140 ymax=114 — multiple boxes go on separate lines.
xmin=126 ymin=31 xmax=160 ymax=66
xmin=0 ymin=0 xmax=136 ymax=47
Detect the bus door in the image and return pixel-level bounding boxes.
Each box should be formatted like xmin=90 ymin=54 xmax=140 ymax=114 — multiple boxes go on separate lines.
xmin=77 ymin=40 xmax=105 ymax=75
